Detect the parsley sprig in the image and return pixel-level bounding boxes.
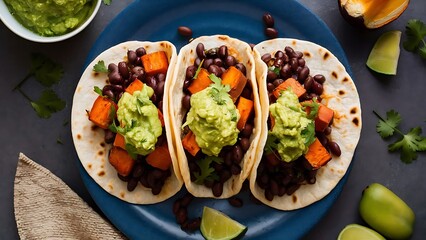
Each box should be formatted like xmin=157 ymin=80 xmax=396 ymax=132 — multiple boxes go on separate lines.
xmin=373 ymin=110 xmax=426 ymax=163
xmin=403 ymin=19 xmax=426 ymax=59
xmin=13 ymin=53 xmax=65 ymax=118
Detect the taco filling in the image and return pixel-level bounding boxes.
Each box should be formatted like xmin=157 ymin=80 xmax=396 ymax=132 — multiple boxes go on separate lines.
xmin=88 ymin=47 xmax=172 ymax=194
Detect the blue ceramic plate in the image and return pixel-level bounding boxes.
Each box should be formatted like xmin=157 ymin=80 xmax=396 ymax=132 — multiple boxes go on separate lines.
xmin=80 ymin=0 xmax=354 ymax=239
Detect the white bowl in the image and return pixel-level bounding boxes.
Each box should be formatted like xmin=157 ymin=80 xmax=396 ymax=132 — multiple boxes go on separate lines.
xmin=0 ymin=0 xmax=101 ymax=43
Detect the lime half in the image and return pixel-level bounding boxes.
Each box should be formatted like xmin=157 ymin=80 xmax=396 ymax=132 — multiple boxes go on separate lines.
xmin=200 ymin=206 xmax=247 ymax=240
xmin=338 ymin=224 xmax=385 ymax=240
xmin=366 ymin=30 xmax=401 ymax=75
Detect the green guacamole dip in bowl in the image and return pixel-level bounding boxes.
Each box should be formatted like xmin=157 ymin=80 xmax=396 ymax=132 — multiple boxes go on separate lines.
xmin=0 ymin=0 xmax=101 ymax=42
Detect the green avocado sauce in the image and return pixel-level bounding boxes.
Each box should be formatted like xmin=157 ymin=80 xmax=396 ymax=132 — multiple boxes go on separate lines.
xmin=268 ymin=88 xmax=314 ymax=162
xmin=183 ymin=76 xmax=240 ymax=157
xmin=116 ymin=85 xmax=162 ymax=156
xmin=4 ymin=0 xmax=97 ymax=36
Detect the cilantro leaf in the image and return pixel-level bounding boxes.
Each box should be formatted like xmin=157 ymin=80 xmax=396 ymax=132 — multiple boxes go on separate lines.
xmin=30 ymin=89 xmax=66 ymax=118
xmin=302 ymin=121 xmax=316 ymax=146
xmin=93 ymin=60 xmax=109 ymax=73
xmin=193 ymin=59 xmax=205 ymax=80
xmin=30 ymin=53 xmax=64 ymax=87
xmin=194 ymin=156 xmax=223 ymax=185
xmin=268 ymin=66 xmax=280 ymax=76
xmin=374 ymin=109 xmax=426 ymax=163
xmin=301 ymin=98 xmax=320 ymax=119
xmin=388 ymin=127 xmax=426 ymax=163
xmin=94 ymin=86 xmax=103 ymax=96
xmin=403 ymin=19 xmax=426 ymax=59
xmin=208 ymin=74 xmax=231 ymax=105
xmin=103 ymin=0 xmax=112 ymax=5
xmin=374 ymin=110 xmax=401 ymax=138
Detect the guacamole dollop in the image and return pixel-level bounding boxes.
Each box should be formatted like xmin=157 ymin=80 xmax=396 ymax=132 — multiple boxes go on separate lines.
xmin=116 ymin=85 xmax=162 ymax=156
xmin=184 ymin=79 xmax=240 ymax=157
xmin=4 ymin=0 xmax=97 ymax=36
xmin=269 ymin=88 xmax=314 ymax=162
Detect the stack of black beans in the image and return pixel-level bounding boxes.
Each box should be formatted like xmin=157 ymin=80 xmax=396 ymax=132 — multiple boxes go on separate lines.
xmin=181 ymin=42 xmax=255 ymax=197
xmin=256 ymin=46 xmax=342 ymax=201
xmin=101 ymin=47 xmax=171 ymax=194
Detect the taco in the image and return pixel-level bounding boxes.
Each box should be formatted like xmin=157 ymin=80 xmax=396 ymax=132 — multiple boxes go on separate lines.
xmin=168 ymin=35 xmax=262 ymax=198
xmin=250 ymin=38 xmax=362 ymax=210
xmin=71 ymin=41 xmax=183 ymax=204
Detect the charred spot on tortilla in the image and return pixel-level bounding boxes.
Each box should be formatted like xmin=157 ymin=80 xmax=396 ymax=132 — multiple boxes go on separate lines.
xmin=77 ymin=134 xmax=82 ymax=140
xmin=350 ymin=107 xmax=358 ymax=114
xmin=292 ymin=195 xmax=297 ymax=203
xmin=332 ymin=71 xmax=338 ymax=79
xmin=219 ymin=35 xmax=228 ymax=41
xmin=352 ymin=117 xmax=360 ymax=126
xmin=108 ymin=184 xmax=113 ymax=190
xmin=342 ymin=77 xmax=349 ymax=82
xmin=323 ymin=52 xmax=330 ymax=60
xmin=292 ymin=40 xmax=297 ymax=45
xmin=98 ymin=150 xmax=104 ymax=156
xmin=120 ymin=192 xmax=125 ymax=199
xmin=100 ymin=142 xmax=106 ymax=147
xmin=91 ymin=125 xmax=98 ymax=131
xmin=339 ymin=90 xmax=345 ymax=96
xmin=98 ymin=171 xmax=105 ymax=177
xmin=87 ymin=164 xmax=92 ymax=169
xmin=303 ymin=51 xmax=311 ymax=58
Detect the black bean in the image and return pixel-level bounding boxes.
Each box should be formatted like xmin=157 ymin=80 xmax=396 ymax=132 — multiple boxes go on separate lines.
xmin=328 ymin=141 xmax=341 ymax=156
xmin=155 ymin=80 xmax=165 ymax=96
xmin=208 ymin=64 xmax=223 ymax=77
xmin=194 ymin=58 xmax=202 ymax=67
xmin=228 ymin=197 xmax=243 ymax=207
xmin=286 ymin=184 xmax=300 ymax=195
xmin=132 ymin=164 xmax=144 ymax=178
xmin=213 ymin=58 xmax=223 ymax=67
xmin=241 ymin=86 xmax=252 ymax=99
xmin=212 ymin=182 xmax=223 ymax=197
xmin=235 ymin=63 xmax=246 ymax=76
xmin=267 ymin=70 xmax=278 ymax=82
xmin=196 ymin=43 xmax=206 ymax=59
xmin=127 ymin=178 xmax=139 ymax=191
xmin=240 ymin=123 xmax=253 ymax=138
xmin=295 ymin=51 xmax=303 ymax=58
xmin=220 ymin=170 xmax=232 ymax=183
xmin=146 ymin=75 xmax=157 ymax=89
xmin=262 ymin=13 xmax=275 ymax=27
xmin=298 ymin=58 xmax=306 ymax=67
xmin=118 ymin=62 xmax=129 ymax=79
xmin=225 ymin=55 xmax=237 ymax=67
xmin=178 ymin=26 xmax=193 ymax=37
xmin=108 ymin=63 xmax=118 ymax=72
xmin=312 ymin=80 xmax=324 ymax=95
xmin=218 ymin=45 xmax=228 ymax=59
xmin=267 ymin=82 xmax=275 ymax=92
xmin=274 ymin=58 xmax=284 ymax=68
xmin=136 ymin=47 xmax=146 ymax=57
xmin=231 ymin=164 xmax=241 ymax=175
xmin=182 ymin=95 xmax=191 ymax=110
xmin=270 ymin=179 xmax=279 ymax=195
xmin=261 ymin=53 xmax=272 ymax=64
xmin=240 ymin=138 xmax=250 ymax=151
xmin=265 ymin=189 xmax=274 ymax=201
xmin=324 ymin=126 xmax=332 ymax=135
xmin=224 ymin=152 xmax=233 ymax=166
xmin=304 ymin=76 xmax=314 ymax=91
xmin=275 ymin=50 xmax=285 ymax=59
xmin=140 ymin=174 xmax=149 ymax=188
xmin=203 ymin=58 xmax=214 ymax=69
xmin=183 ymin=79 xmax=191 ymax=90
xmin=265 ymin=27 xmax=278 ymax=39
xmin=111 ymin=84 xmax=124 ymax=93
xmin=183 ymin=218 xmax=201 ymax=232
xmin=180 ymin=193 xmax=194 ymax=207
xmin=104 ymin=129 xmax=115 ymax=144
xmin=186 ymin=65 xmax=197 ymax=79
xmin=172 ymin=200 xmax=181 ymax=214
xmin=297 ymin=66 xmax=310 ymax=82
xmin=108 ymin=71 xmax=123 ymax=84
xmin=176 ymin=208 xmax=188 ymax=224
xmin=131 ymin=66 xmax=145 ymax=80
xmin=314 ymin=74 xmax=326 ymax=84
xmin=157 ymin=73 xmax=166 ymax=82
xmin=273 ymin=78 xmax=284 ymax=87
xmin=127 ymin=50 xmax=138 ymax=65
xmin=151 ymin=183 xmax=163 ymax=195
xmin=290 ymin=58 xmax=299 ymax=71
xmin=280 ymin=64 xmax=292 ymax=79
xmin=284 ymin=46 xmax=296 ymax=58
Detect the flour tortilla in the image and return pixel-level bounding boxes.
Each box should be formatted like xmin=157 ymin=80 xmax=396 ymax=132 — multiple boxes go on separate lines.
xmin=168 ymin=35 xmax=262 ymax=198
xmin=71 ymin=41 xmax=183 ymax=204
xmin=250 ymin=38 xmax=362 ymax=210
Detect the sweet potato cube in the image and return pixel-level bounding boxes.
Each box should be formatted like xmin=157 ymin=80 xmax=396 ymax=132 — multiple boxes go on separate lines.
xmin=146 ymin=144 xmax=172 ymax=171
xmin=88 ymin=96 xmax=117 ymax=129
xmin=315 ymin=104 xmax=334 ymax=132
xmin=125 ymin=79 xmax=144 ymax=95
xmin=108 ymin=146 xmax=135 ymax=177
xmin=304 ymin=138 xmax=332 ymax=170
xmin=182 ymin=131 xmax=200 ymax=157
xmin=221 ymin=66 xmax=247 ymax=102
xmin=272 ymin=78 xmax=306 ymax=99
xmin=113 ymin=133 xmax=126 ymax=149
xmin=141 ymin=51 xmax=169 ymax=76
xmin=236 ymin=96 xmax=254 ymax=130
xmin=188 ymin=68 xmax=212 ymax=94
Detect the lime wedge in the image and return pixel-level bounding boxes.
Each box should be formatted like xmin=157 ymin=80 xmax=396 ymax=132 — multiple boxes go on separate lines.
xmin=338 ymin=224 xmax=385 ymax=240
xmin=200 ymin=206 xmax=247 ymax=240
xmin=366 ymin=30 xmax=401 ymax=75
